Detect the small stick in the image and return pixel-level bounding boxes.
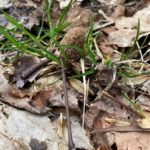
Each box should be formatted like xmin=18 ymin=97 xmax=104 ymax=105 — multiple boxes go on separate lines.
xmin=60 ymin=58 xmax=75 ymax=150
xmin=93 ymin=126 xmax=150 ymax=133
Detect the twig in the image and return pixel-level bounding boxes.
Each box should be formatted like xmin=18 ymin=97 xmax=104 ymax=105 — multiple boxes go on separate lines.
xmin=60 ymin=58 xmax=75 ymax=150
xmin=93 ymin=126 xmax=150 ymax=133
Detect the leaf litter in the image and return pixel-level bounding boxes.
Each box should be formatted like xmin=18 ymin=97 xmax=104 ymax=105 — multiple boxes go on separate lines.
xmin=0 ymin=0 xmax=150 ymax=150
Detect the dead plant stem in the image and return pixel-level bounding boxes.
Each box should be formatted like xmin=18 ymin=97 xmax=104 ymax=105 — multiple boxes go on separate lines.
xmin=60 ymin=58 xmax=75 ymax=150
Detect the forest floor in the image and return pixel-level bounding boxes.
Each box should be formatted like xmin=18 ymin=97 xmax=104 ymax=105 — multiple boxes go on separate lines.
xmin=0 ymin=0 xmax=150 ymax=150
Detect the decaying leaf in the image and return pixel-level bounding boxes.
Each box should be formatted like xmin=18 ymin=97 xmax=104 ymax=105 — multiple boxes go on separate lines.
xmin=115 ymin=5 xmax=150 ymax=32
xmin=56 ymin=0 xmax=74 ymax=9
xmin=0 ymin=103 xmax=93 ymax=150
xmin=110 ymin=4 xmax=125 ymax=19
xmin=69 ymin=78 xmax=84 ymax=94
xmin=13 ymin=55 xmax=45 ymax=88
xmin=105 ymin=5 xmax=150 ymax=47
xmin=66 ymin=6 xmax=98 ymax=29
xmin=105 ymin=117 xmax=131 ymax=126
xmin=137 ymin=112 xmax=150 ymax=129
xmin=105 ymin=132 xmax=150 ymax=150
xmin=107 ymin=29 xmax=136 ymax=47
xmin=0 ymin=65 xmax=50 ymax=114
xmin=122 ymin=75 xmax=150 ymax=86
xmin=0 ymin=63 xmax=83 ymax=115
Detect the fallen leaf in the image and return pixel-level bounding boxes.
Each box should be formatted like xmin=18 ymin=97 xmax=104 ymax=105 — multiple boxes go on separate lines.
xmin=66 ymin=6 xmax=97 ymax=29
xmin=13 ymin=55 xmax=41 ymax=88
xmin=56 ymin=0 xmax=74 ymax=9
xmin=9 ymin=0 xmax=43 ymax=30
xmin=0 ymin=66 xmax=51 ymax=114
xmin=122 ymin=75 xmax=150 ymax=86
xmin=105 ymin=117 xmax=131 ymax=126
xmin=105 ymin=132 xmax=150 ymax=150
xmin=69 ymin=78 xmax=84 ymax=94
xmin=107 ymin=29 xmax=136 ymax=47
xmin=116 ymin=5 xmax=150 ymax=32
xmin=110 ymin=4 xmax=125 ymax=19
xmin=137 ymin=112 xmax=150 ymax=129
xmin=0 ymin=103 xmax=93 ymax=150
xmin=142 ymin=80 xmax=150 ymax=94
xmin=96 ymin=68 xmax=113 ymax=86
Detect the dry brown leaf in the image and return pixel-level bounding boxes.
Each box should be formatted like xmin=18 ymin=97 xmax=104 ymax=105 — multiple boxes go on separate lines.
xmin=106 ymin=5 xmax=150 ymax=48
xmin=9 ymin=0 xmax=43 ymax=29
xmin=13 ymin=55 xmax=41 ymax=88
xmin=110 ymin=4 xmax=125 ymax=19
xmin=0 ymin=66 xmax=51 ymax=114
xmin=56 ymin=0 xmax=74 ymax=9
xmin=137 ymin=112 xmax=150 ymax=129
xmin=85 ymin=94 xmax=136 ymax=131
xmin=10 ymin=85 xmax=31 ymax=98
xmin=66 ymin=6 xmax=97 ymax=29
xmin=0 ymin=62 xmax=83 ymax=114
xmin=115 ymin=5 xmax=150 ymax=32
xmin=105 ymin=118 xmax=131 ymax=126
xmin=69 ymin=78 xmax=84 ymax=94
xmin=122 ymin=75 xmax=150 ymax=86
xmin=106 ymin=132 xmax=150 ymax=150
xmin=107 ymin=29 xmax=136 ymax=47
xmin=30 ymin=90 xmax=53 ymax=111
xmin=0 ymin=103 xmax=93 ymax=150
xmin=99 ymin=44 xmax=114 ymax=56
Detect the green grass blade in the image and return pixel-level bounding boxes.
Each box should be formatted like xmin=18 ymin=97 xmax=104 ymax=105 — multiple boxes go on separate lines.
xmin=44 ymin=0 xmax=54 ymax=35
xmin=129 ymin=19 xmax=140 ymax=53
xmin=0 ymin=25 xmax=21 ymax=48
xmin=69 ymin=69 xmax=95 ymax=79
xmin=3 ymin=12 xmax=36 ymax=41
xmin=0 ymin=25 xmax=59 ymax=62
xmin=85 ymin=20 xmax=97 ymax=64
xmin=56 ymin=0 xmax=72 ymax=31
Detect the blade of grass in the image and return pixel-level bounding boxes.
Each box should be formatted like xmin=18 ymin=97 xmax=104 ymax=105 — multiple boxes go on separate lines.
xmin=45 ymin=0 xmax=54 ymax=36
xmin=122 ymin=92 xmax=145 ymax=116
xmin=56 ymin=0 xmax=72 ymax=31
xmin=0 ymin=25 xmax=22 ymax=49
xmin=0 ymin=25 xmax=59 ymax=62
xmin=3 ymin=12 xmax=53 ymax=51
xmin=130 ymin=19 xmax=141 ymax=52
xmin=84 ymin=19 xmax=97 ymax=64
xmin=69 ymin=68 xmax=95 ymax=79
xmin=3 ymin=12 xmax=37 ymax=41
